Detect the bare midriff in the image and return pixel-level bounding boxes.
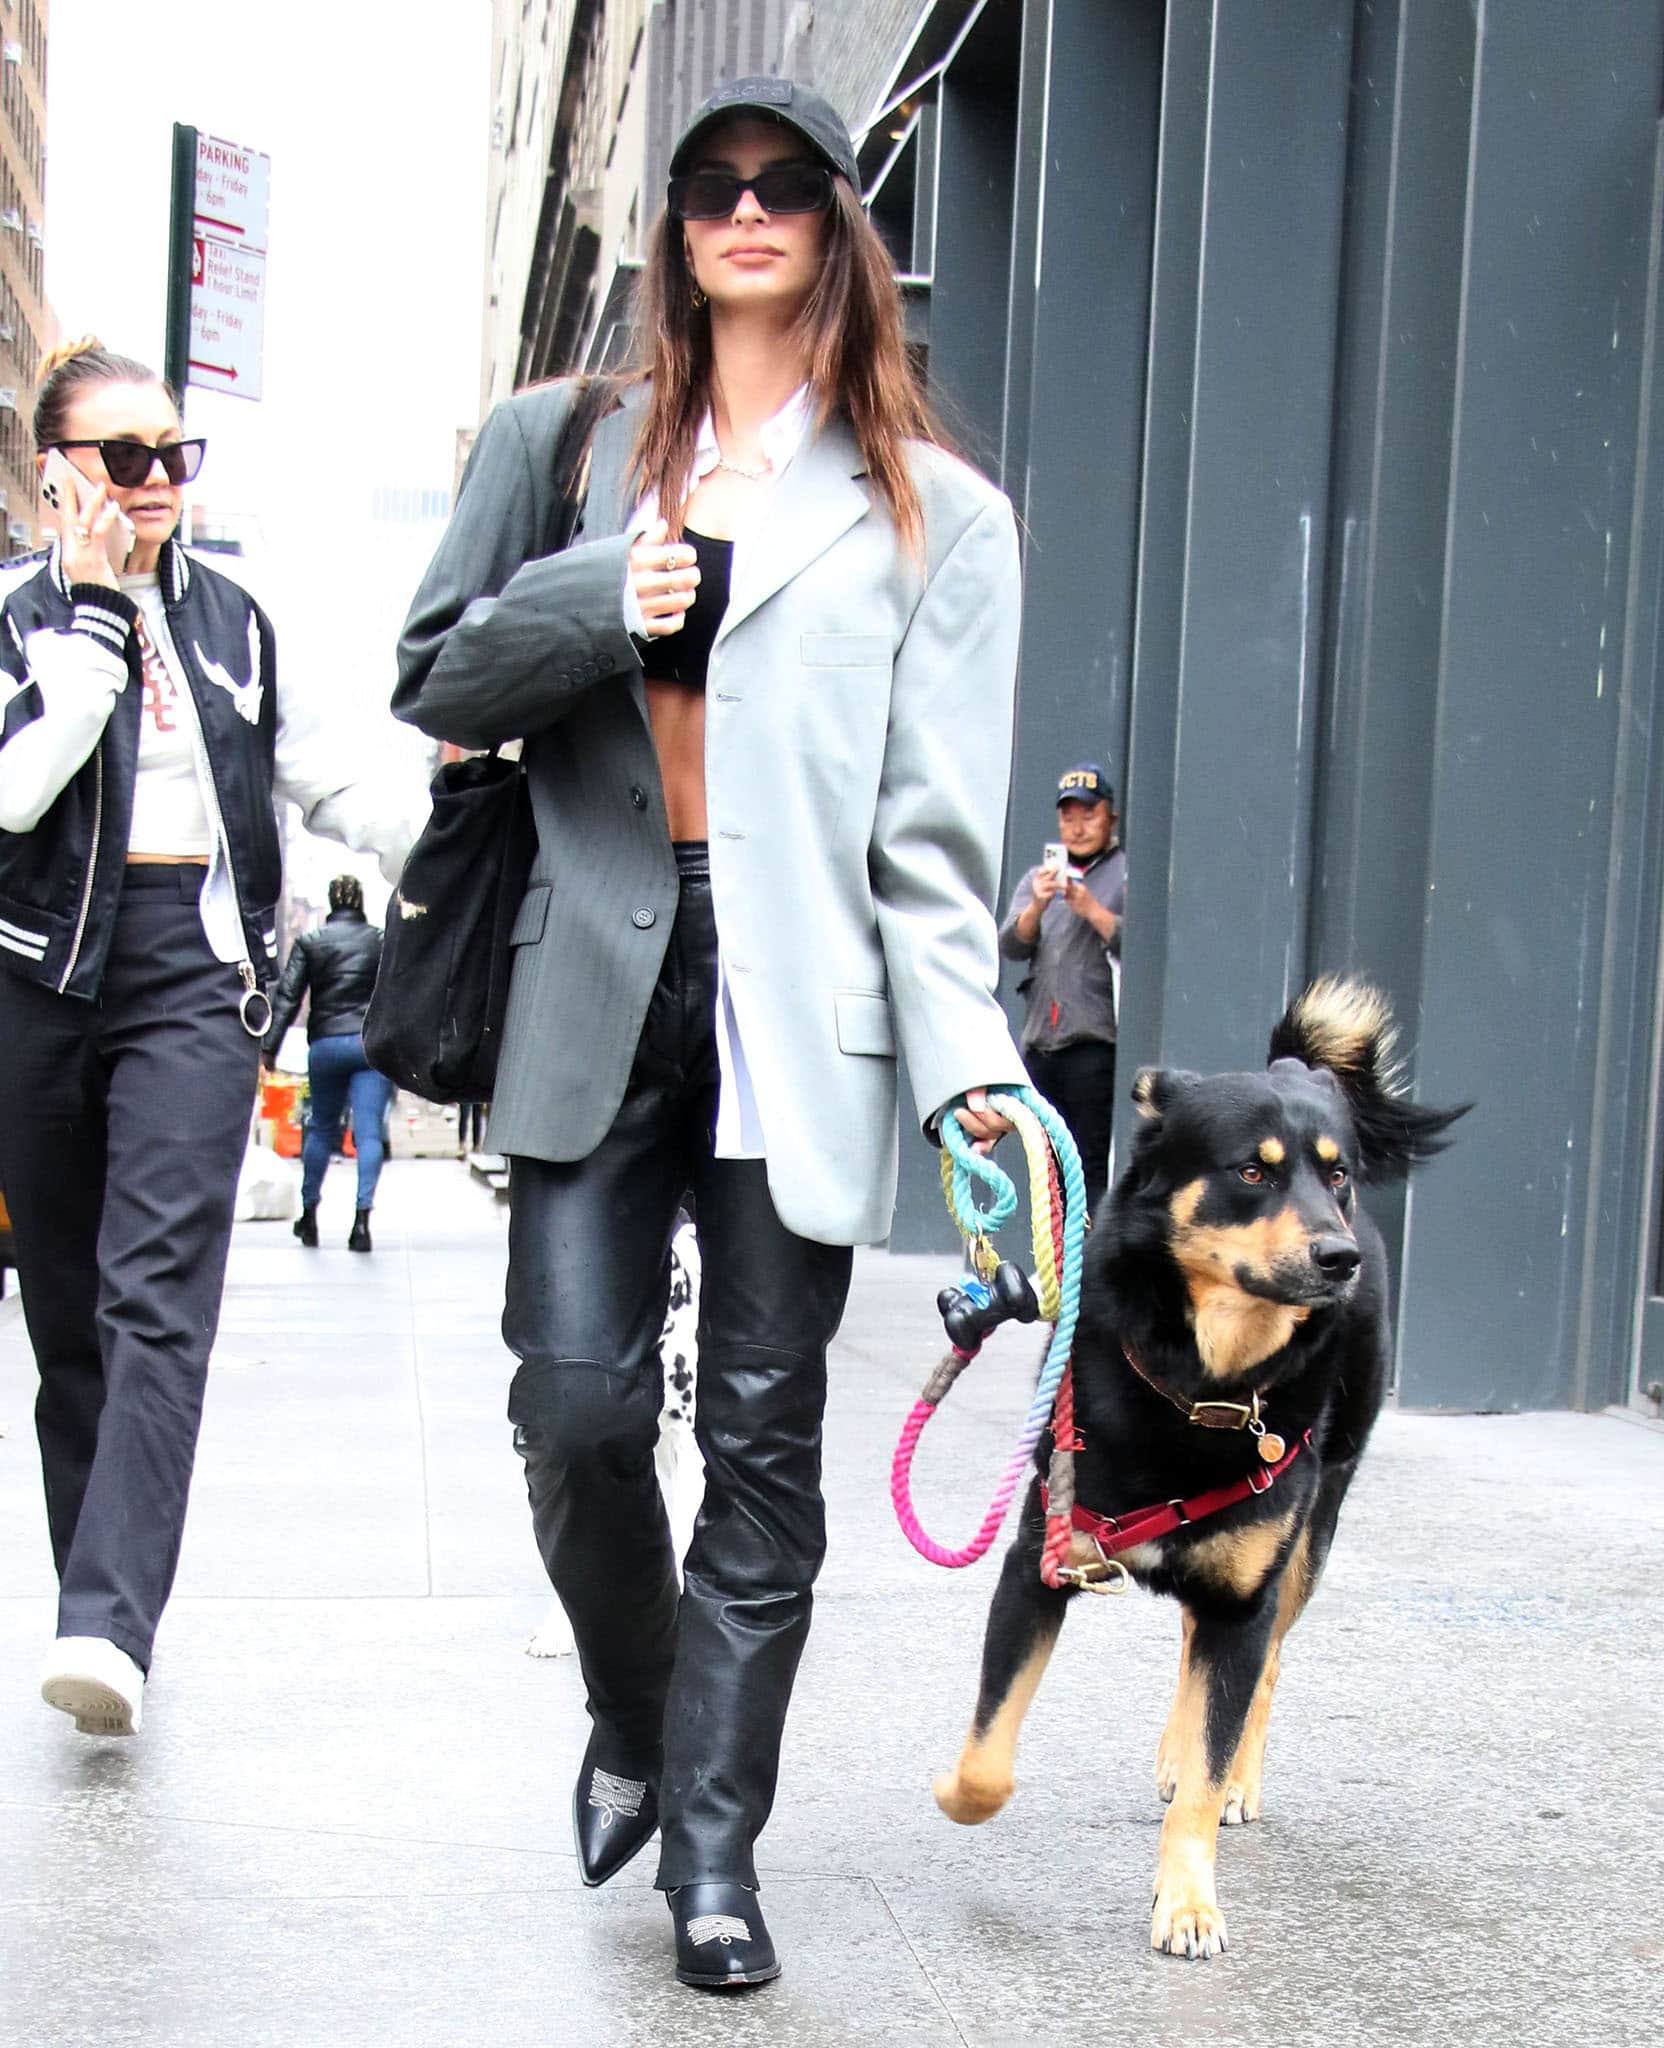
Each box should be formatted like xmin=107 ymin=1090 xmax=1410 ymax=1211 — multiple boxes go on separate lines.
xmin=126 ymin=853 xmax=209 ymax=865
xmin=641 ymin=679 xmax=708 ymax=842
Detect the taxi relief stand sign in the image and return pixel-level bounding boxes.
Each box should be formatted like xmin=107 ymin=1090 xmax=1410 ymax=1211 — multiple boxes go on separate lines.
xmin=164 ymin=124 xmax=269 ymax=404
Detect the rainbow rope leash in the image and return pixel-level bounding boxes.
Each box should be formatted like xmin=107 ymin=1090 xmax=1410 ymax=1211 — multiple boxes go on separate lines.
xmin=889 ymin=1086 xmax=1087 ymax=1582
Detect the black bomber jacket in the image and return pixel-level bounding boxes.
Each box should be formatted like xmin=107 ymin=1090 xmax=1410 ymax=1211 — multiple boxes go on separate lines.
xmin=264 ymin=907 xmax=384 ymax=1048
xmin=0 ymin=536 xmax=282 ymax=999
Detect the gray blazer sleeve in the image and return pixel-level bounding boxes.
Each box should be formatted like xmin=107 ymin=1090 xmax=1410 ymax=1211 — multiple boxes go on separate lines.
xmin=392 ymin=391 xmax=641 ymax=750
xmin=869 ymin=495 xmax=1029 ymax=1130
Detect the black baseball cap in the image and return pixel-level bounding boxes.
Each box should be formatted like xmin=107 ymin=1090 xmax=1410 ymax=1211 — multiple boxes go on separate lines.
xmin=1056 ymin=763 xmax=1113 ymax=805
xmin=669 ymin=76 xmax=860 ymax=189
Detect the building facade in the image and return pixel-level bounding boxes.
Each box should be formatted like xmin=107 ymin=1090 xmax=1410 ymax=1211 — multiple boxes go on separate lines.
xmin=481 ymin=0 xmax=1664 ymax=1420
xmin=0 ymin=0 xmax=47 ymax=557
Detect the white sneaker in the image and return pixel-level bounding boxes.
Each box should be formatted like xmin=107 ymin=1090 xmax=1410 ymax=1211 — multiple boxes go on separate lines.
xmin=40 ymin=1636 xmax=145 ymax=1736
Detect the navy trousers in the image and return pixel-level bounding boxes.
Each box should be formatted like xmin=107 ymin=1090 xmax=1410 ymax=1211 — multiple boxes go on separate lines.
xmin=0 ymin=865 xmax=262 ymax=1670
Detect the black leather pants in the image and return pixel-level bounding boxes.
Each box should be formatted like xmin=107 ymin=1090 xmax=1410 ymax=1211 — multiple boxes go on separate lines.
xmin=504 ymin=844 xmax=853 ymax=1889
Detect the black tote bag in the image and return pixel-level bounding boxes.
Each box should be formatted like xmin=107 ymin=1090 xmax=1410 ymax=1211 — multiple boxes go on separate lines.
xmin=363 ymin=377 xmax=613 ymax=1104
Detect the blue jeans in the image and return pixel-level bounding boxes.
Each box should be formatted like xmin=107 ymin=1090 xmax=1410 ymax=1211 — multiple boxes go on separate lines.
xmin=303 ymin=1035 xmax=394 ymax=1211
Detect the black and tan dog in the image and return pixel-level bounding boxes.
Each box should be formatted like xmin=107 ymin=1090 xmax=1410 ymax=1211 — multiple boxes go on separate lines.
xmin=934 ymin=976 xmax=1464 ymax=1959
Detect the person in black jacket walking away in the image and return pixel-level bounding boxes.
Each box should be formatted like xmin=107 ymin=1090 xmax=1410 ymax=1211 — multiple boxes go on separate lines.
xmin=264 ymin=874 xmax=393 ymax=1251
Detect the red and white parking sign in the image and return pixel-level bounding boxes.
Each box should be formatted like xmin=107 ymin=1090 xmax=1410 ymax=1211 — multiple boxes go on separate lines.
xmin=187 ymin=135 xmax=269 ymax=402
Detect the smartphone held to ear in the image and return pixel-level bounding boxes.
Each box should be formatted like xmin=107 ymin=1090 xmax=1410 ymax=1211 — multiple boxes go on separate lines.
xmin=41 ymin=449 xmax=137 ymax=573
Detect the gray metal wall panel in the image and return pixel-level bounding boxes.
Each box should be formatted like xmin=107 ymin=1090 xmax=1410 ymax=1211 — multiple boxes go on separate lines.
xmin=1001 ymin=0 xmax=1159 ymax=937
xmin=1306 ymin=1 xmax=1478 ymax=1312
xmin=1119 ymin=0 xmax=1212 ymax=1097
xmin=1396 ymin=1 xmax=1664 ymax=1409
xmin=1578 ymin=123 xmax=1664 ymax=1409
xmin=1122 ymin=0 xmax=1354 ymax=1081
xmin=928 ymin=71 xmax=1018 ymax=476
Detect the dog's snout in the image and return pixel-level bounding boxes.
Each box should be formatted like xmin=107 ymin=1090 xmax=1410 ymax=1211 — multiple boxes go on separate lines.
xmin=1310 ymin=1235 xmax=1360 ymax=1279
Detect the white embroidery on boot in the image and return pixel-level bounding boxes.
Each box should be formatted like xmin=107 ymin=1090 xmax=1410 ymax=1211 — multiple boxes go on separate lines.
xmin=588 ymin=1768 xmax=646 ymax=1828
xmin=687 ymin=1913 xmax=753 ymax=1948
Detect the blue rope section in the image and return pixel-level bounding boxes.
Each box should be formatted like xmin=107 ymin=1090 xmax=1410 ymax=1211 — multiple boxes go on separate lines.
xmin=940 ymin=1085 xmax=1088 ymax=1482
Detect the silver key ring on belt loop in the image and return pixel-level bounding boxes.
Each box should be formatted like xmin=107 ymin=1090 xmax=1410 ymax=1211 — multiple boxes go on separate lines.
xmin=237 ymin=962 xmax=273 ymax=1039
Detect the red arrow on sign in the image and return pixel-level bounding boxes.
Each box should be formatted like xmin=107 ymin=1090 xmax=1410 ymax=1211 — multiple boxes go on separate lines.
xmin=194 ymin=214 xmax=244 ymax=236
xmin=188 ymin=358 xmax=239 ymax=381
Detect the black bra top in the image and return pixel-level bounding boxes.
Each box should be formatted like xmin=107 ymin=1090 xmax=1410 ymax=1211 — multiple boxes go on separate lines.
xmin=643 ymin=528 xmax=733 ymax=691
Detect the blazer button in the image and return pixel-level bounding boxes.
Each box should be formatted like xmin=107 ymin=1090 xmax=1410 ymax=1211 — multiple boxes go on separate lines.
xmin=631 ymin=906 xmax=656 ymax=929
xmin=630 ymin=785 xmax=647 ymax=810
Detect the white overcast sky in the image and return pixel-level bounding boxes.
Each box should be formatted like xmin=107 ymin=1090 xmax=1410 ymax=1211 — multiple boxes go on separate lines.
xmin=44 ymin=0 xmax=491 ymax=899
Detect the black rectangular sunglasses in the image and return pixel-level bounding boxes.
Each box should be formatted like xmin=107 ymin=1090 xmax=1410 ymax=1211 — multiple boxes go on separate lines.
xmin=50 ymin=438 xmax=207 ymax=489
xmin=668 ymin=163 xmax=835 ymax=221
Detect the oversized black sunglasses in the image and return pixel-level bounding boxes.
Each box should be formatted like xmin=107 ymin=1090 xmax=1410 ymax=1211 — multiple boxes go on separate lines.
xmin=49 ymin=438 xmax=207 ymax=489
xmin=668 ymin=162 xmax=836 ymax=221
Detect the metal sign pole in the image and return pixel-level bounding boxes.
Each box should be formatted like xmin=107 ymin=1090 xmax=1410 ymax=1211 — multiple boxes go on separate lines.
xmin=164 ymin=123 xmax=197 ymax=402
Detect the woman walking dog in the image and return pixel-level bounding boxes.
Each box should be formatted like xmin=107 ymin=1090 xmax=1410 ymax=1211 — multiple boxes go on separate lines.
xmin=0 ymin=339 xmax=419 ymax=1739
xmin=395 ymin=78 xmax=1027 ymax=1990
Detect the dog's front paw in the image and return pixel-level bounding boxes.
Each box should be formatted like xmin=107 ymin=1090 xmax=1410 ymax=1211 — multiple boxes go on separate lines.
xmin=524 ymin=1602 xmax=576 ymax=1659
xmin=1220 ymin=1770 xmax=1262 ymax=1827
xmin=1150 ymin=1876 xmax=1228 ymax=1960
xmin=933 ymin=1761 xmax=1011 ymax=1825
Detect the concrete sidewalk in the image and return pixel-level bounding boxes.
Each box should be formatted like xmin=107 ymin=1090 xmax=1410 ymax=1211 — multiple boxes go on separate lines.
xmin=1 ymin=1159 xmax=1659 ymax=2047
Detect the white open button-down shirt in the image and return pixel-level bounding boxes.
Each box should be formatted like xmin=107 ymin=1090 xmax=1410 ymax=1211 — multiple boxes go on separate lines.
xmin=622 ymin=387 xmax=816 ymax=1160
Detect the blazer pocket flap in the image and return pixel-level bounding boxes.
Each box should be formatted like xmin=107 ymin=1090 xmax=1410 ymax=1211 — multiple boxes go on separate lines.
xmin=835 ymin=988 xmax=896 ymax=1056
xmin=801 ymin=633 xmax=889 ymax=668
xmin=510 ymin=883 xmax=551 ymax=947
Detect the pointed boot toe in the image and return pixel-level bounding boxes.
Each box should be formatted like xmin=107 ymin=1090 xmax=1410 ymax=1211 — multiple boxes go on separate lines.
xmin=572 ymin=1736 xmax=659 ymax=1887
xmin=670 ymin=1882 xmax=779 ymax=1989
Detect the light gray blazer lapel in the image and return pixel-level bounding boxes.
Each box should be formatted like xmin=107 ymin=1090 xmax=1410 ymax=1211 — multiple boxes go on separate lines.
xmin=717 ymin=416 xmax=870 ymax=646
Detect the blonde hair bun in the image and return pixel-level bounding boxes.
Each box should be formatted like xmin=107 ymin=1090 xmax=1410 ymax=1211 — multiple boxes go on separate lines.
xmin=38 ymin=335 xmax=106 ymax=382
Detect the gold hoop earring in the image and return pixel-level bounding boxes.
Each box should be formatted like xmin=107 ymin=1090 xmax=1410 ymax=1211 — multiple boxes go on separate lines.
xmin=690 ymin=282 xmax=707 ymax=310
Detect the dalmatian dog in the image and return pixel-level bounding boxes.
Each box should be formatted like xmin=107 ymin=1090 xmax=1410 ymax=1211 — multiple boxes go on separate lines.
xmin=525 ymin=1215 xmax=704 ymax=1657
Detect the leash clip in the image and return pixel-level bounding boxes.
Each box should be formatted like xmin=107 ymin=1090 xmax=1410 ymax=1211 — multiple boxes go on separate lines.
xmin=1058 ymin=1542 xmax=1131 ymax=1596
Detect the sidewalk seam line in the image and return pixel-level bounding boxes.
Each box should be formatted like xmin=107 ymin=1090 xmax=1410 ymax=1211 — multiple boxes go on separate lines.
xmin=869 ymin=1874 xmax=971 ymax=2043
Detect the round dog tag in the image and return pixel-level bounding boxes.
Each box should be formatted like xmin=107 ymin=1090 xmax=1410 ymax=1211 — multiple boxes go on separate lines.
xmin=1257 ymin=1431 xmax=1286 ymax=1464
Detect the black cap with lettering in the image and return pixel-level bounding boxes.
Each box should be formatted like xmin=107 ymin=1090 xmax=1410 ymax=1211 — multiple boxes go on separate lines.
xmin=1056 ymin=763 xmax=1113 ymax=806
xmin=669 ymin=76 xmax=860 ymax=189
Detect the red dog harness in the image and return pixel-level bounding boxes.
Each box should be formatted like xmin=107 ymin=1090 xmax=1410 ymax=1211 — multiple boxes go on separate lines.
xmin=1041 ymin=1428 xmax=1312 ymax=1563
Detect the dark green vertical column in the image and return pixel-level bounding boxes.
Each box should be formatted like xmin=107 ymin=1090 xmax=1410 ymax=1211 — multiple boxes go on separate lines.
xmin=164 ymin=123 xmax=197 ymax=402
xmin=1394 ymin=1 xmax=1664 ymax=1408
xmin=1120 ymin=0 xmax=1355 ymax=1084
xmin=999 ymin=0 xmax=1160 ymax=939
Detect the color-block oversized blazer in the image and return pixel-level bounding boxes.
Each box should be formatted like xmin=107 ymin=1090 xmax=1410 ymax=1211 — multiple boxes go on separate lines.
xmin=392 ymin=379 xmax=1026 ymax=1246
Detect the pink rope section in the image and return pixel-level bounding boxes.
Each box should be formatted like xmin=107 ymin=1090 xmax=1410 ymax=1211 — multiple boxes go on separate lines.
xmin=890 ymin=1395 xmax=1036 ymax=1568
xmin=891 ymin=1139 xmax=1085 ymax=1579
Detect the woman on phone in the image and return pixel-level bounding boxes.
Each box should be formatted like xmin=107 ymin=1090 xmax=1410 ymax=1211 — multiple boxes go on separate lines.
xmin=396 ymin=78 xmax=1026 ymax=1989
xmin=0 ymin=339 xmax=420 ymax=1738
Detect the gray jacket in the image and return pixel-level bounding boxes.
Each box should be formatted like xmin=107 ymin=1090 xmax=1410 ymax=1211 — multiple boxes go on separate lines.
xmin=999 ymin=844 xmax=1126 ymax=1052
xmin=392 ymin=380 xmax=1026 ymax=1245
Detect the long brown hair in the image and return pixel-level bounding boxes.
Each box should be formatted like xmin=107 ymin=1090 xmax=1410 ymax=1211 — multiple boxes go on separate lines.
xmin=627 ymin=179 xmax=944 ymax=554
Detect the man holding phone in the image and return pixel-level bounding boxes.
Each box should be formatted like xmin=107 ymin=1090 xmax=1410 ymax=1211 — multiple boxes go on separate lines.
xmin=998 ymin=762 xmax=1126 ymax=1213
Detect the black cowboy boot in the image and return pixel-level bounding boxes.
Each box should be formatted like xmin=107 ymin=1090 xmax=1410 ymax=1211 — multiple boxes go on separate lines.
xmin=573 ymin=1728 xmax=661 ymax=1887
xmin=293 ymin=1205 xmax=318 ymax=1248
xmin=347 ymin=1209 xmax=372 ymax=1253
xmin=669 ymin=1883 xmax=779 ymax=1989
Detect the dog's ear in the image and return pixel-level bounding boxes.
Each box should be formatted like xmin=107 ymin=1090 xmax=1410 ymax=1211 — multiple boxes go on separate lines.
xmin=1130 ymin=1067 xmax=1196 ymax=1128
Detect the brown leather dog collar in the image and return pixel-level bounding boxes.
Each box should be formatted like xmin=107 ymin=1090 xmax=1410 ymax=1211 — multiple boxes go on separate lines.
xmin=1120 ymin=1342 xmax=1287 ymax=1463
